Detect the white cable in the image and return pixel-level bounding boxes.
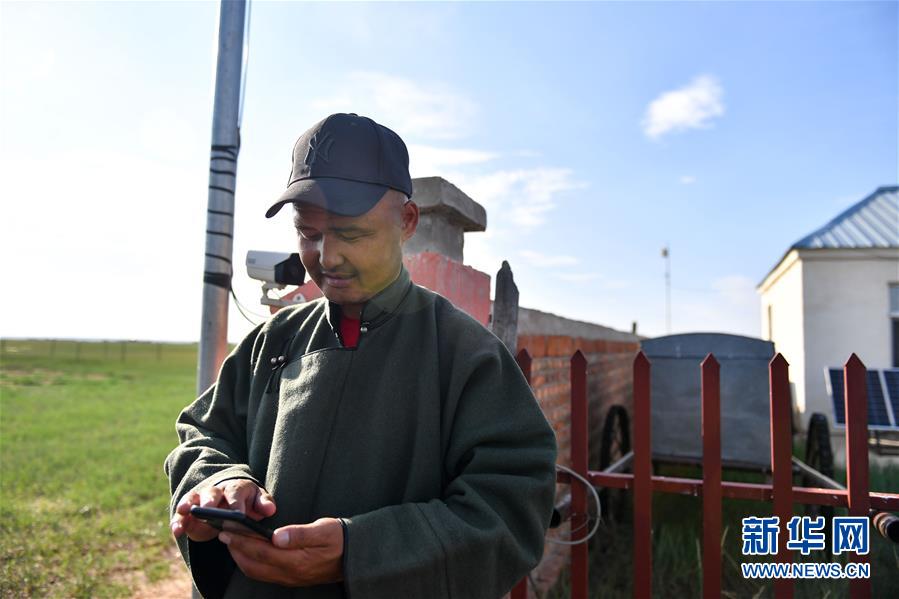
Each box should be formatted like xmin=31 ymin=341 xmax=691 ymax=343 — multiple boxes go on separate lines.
xmin=237 ymin=0 xmax=252 ymax=128
xmin=546 ymin=464 xmax=602 ymax=546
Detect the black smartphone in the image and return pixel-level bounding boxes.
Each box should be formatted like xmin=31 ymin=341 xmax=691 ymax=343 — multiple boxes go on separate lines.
xmin=189 ymin=506 xmax=274 ymax=541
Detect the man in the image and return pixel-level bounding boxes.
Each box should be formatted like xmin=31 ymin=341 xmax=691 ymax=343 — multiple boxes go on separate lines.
xmin=165 ymin=113 xmax=558 ymax=598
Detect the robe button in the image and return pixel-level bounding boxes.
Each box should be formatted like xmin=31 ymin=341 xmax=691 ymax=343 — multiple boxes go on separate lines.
xmin=278 ymin=356 xmax=285 ymax=363
xmin=270 ymin=357 xmax=277 ymax=365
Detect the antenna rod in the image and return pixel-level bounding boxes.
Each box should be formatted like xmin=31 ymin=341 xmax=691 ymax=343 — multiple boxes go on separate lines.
xmin=662 ymin=244 xmax=671 ymax=334
xmin=197 ymin=0 xmax=247 ymax=396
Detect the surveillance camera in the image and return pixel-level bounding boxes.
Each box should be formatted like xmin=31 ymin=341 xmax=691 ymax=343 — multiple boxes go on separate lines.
xmin=246 ymin=251 xmax=306 ymax=286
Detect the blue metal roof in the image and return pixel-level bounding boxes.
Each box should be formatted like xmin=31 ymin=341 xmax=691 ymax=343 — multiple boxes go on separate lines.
xmin=792 ymin=186 xmax=899 ymax=249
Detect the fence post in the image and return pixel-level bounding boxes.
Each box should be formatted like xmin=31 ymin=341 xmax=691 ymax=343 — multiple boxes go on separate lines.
xmin=512 ymin=349 xmax=533 ymax=599
xmin=516 ymin=349 xmax=532 ymax=383
xmin=633 ymin=352 xmax=652 ymax=599
xmin=570 ymin=350 xmax=589 ymax=599
xmin=844 ymin=354 xmax=870 ymax=598
xmin=769 ymin=354 xmax=794 ymax=599
xmin=701 ymin=355 xmax=721 ymax=599
xmin=493 ymin=261 xmax=520 ymax=354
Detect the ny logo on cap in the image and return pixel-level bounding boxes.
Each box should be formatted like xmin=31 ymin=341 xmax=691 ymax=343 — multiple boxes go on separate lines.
xmin=305 ymin=131 xmax=334 ymax=166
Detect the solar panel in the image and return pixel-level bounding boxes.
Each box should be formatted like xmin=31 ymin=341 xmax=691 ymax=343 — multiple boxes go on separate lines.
xmin=866 ymin=370 xmax=891 ymax=426
xmin=884 ymin=369 xmax=899 ymax=424
xmin=827 ymin=368 xmax=845 ymax=425
xmin=824 ymin=368 xmax=896 ymax=429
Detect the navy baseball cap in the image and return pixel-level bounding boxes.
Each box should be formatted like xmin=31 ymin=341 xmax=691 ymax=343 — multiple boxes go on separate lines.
xmin=265 ymin=113 xmax=413 ymax=218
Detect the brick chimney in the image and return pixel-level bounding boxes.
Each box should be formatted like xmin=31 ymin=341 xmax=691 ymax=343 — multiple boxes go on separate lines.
xmin=404 ymin=176 xmax=486 ymax=261
xmin=402 ymin=177 xmax=491 ymax=325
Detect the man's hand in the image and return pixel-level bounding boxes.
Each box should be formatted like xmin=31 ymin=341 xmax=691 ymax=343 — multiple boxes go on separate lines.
xmin=171 ymin=479 xmax=277 ymax=542
xmin=218 ymin=517 xmax=344 ymax=587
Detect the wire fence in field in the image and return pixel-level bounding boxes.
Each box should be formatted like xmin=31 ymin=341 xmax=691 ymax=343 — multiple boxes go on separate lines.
xmin=0 ymin=338 xmax=201 ymax=363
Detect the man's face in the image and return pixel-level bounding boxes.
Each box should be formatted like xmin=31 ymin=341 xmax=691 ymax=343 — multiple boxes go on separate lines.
xmin=294 ymin=190 xmax=418 ymax=317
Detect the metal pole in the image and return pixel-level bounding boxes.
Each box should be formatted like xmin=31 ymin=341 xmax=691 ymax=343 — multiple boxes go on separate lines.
xmin=769 ymin=355 xmax=794 ymax=599
xmin=701 ymin=355 xmax=721 ymax=599
xmin=662 ymin=244 xmax=671 ymax=334
xmin=844 ymin=354 xmax=871 ymax=598
xmin=570 ymin=351 xmax=588 ymax=599
xmin=197 ymin=0 xmax=246 ymax=397
xmin=632 ymin=352 xmax=652 ymax=599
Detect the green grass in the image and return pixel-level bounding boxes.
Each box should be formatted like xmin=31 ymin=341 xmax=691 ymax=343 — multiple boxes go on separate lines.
xmin=545 ymin=462 xmax=899 ymax=598
xmin=0 ymin=339 xmax=221 ymax=598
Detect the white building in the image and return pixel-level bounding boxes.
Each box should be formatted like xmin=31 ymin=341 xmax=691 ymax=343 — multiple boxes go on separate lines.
xmin=758 ymin=186 xmax=899 ymax=431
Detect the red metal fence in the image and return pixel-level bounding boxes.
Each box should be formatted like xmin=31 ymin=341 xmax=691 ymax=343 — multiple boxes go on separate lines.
xmin=512 ymin=350 xmax=899 ymax=599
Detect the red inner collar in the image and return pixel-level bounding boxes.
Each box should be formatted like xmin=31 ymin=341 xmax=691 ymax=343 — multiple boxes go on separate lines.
xmin=340 ymin=314 xmax=361 ymax=348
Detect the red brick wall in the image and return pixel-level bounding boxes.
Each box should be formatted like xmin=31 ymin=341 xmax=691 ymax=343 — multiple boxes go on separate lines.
xmin=403 ymin=252 xmax=491 ymax=325
xmin=272 ymin=252 xmax=491 ymax=326
xmin=517 ymin=334 xmax=639 ymax=596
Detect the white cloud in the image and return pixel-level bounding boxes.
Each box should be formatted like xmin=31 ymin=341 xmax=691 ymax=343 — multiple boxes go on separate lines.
xmin=642 ymin=75 xmax=725 ymax=140
xmin=304 ymin=72 xmax=583 ymax=230
xmin=519 ymin=250 xmax=579 ymax=268
xmin=449 ymin=167 xmax=588 ymax=229
xmin=680 ymin=175 xmax=696 ymax=185
xmin=407 ymin=144 xmax=498 ymax=178
xmin=308 ymin=71 xmax=478 ymax=140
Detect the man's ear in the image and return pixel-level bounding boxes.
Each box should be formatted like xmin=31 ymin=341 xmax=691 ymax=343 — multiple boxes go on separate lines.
xmin=400 ymin=200 xmax=419 ymax=242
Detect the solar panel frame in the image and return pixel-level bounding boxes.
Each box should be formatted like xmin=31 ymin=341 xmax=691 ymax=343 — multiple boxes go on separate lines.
xmin=825 ymin=367 xmax=845 ymax=426
xmin=822 ymin=367 xmax=898 ymax=430
xmin=866 ymin=369 xmax=892 ymax=426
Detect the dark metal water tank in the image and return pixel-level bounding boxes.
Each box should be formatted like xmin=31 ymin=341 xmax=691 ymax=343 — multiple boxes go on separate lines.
xmin=640 ymin=333 xmax=777 ymax=469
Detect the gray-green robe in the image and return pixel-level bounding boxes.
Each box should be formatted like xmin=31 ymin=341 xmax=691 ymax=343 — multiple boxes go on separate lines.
xmin=164 ymin=267 xmax=558 ymax=598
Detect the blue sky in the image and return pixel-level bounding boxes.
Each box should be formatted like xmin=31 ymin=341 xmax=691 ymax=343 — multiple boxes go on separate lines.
xmin=1 ymin=1 xmax=896 ymax=342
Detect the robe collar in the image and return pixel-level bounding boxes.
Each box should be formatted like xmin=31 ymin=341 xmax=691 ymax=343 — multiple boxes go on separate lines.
xmin=324 ymin=264 xmax=412 ymax=333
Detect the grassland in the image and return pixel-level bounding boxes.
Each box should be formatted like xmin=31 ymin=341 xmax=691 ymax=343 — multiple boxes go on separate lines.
xmin=0 ymin=339 xmax=217 ymax=597
xmin=1 ymin=338 xmax=897 ymax=597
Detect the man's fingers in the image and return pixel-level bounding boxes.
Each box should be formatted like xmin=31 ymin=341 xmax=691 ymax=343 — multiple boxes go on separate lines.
xmin=272 ymin=524 xmax=315 ymax=549
xmin=272 ymin=526 xmax=294 ymax=548
xmin=172 ymin=485 xmax=226 ymax=542
xmin=216 ymin=479 xmax=271 ymax=515
xmin=219 ymin=480 xmax=276 ymax=520
xmin=220 ymin=518 xmax=344 ymax=586
xmin=175 ymin=490 xmax=200 ymax=515
xmin=221 ymin=532 xmax=279 ymax=564
xmin=253 ymin=490 xmax=277 ymax=517
xmin=173 ymin=482 xmax=276 ymax=542
xmin=222 ymin=486 xmax=244 ymax=511
xmin=170 ymin=511 xmax=218 ymax=542
xmin=199 ymin=485 xmax=224 ymax=507
xmin=272 ymin=518 xmax=342 ymax=549
xmin=170 ymin=514 xmax=186 ymax=537
xmin=224 ymin=536 xmax=285 ymax=585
